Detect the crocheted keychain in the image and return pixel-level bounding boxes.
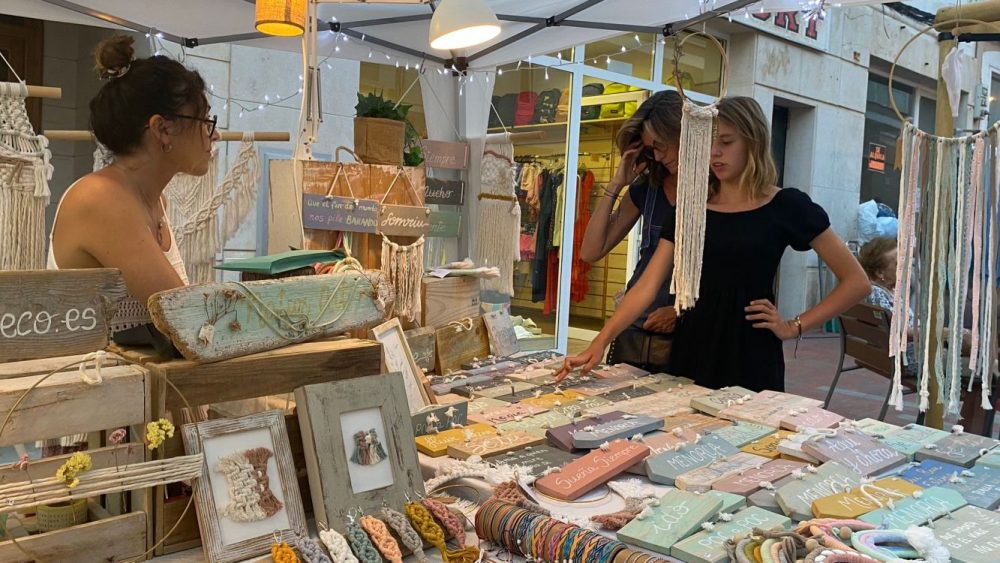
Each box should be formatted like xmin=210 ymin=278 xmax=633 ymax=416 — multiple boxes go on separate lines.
xmin=350 ymin=429 xmax=388 ymax=466
xmin=318 ymin=523 xmax=360 ymax=563
xmin=360 ymin=515 xmax=404 ymax=563
xmin=344 ymin=510 xmax=385 ymax=563
xmin=271 ymin=530 xmax=300 ymax=563
xmin=404 ymin=501 xmax=480 ymax=563
xmin=380 ymin=506 xmax=429 ymax=563
xmin=292 ymin=533 xmax=332 ymax=563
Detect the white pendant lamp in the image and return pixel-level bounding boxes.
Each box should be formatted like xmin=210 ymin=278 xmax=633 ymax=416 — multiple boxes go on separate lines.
xmin=429 ymin=0 xmax=502 ymax=50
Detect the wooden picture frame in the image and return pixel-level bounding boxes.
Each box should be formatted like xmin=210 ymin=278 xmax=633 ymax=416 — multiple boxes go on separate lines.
xmin=181 ymin=410 xmax=307 ymax=563
xmin=370 ymin=318 xmax=434 ymax=411
xmin=295 ymin=373 xmax=425 ymax=533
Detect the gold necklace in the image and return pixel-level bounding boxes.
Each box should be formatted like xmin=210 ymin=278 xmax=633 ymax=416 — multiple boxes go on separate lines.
xmin=137 ymin=189 xmax=165 ymax=246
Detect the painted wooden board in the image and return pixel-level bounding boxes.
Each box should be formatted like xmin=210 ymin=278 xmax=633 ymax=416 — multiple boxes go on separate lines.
xmin=435 ymin=316 xmax=491 ymax=374
xmin=854 ymin=418 xmax=902 ymax=436
xmin=740 ymin=430 xmax=796 ymax=460
xmin=414 ymin=423 xmax=495 ymax=457
xmin=671 ymin=507 xmax=791 ymax=563
xmin=774 ymin=462 xmax=864 ymax=521
xmin=447 ymin=429 xmax=545 ymax=460
xmin=431 ymin=373 xmax=495 ymax=395
xmin=689 ymin=386 xmax=758 ymax=417
xmin=467 ymin=402 xmax=548 ymax=426
xmin=148 ymin=271 xmax=392 ymax=362
xmin=810 ymin=477 xmax=923 ymax=519
xmin=549 ymin=396 xmax=614 ymax=418
xmin=929 ymin=504 xmax=1000 ymax=563
xmin=412 ymin=402 xmax=468 ymax=436
xmin=897 ymin=459 xmax=1000 ymax=509
xmin=483 ymin=309 xmax=519 ymax=358
xmin=747 ymin=475 xmax=796 ymax=514
xmin=302 ymin=193 xmax=379 ymax=232
xmin=463 ymin=359 xmax=520 ymax=375
xmin=914 ymin=432 xmax=1000 ymax=468
xmin=490 ymin=385 xmax=555 ymax=403
xmin=599 ymin=385 xmax=657 ymax=402
xmin=879 ymin=424 xmax=951 ymax=459
xmin=707 ymin=421 xmax=776 ymax=448
xmin=0 ymin=511 xmax=147 ymax=563
xmin=423 ymin=178 xmax=466 ymax=204
xmin=497 ymin=410 xmax=573 ymax=437
xmin=712 ymin=459 xmax=807 ymax=496
xmin=534 ymin=440 xmax=650 ymax=501
xmin=465 ymin=396 xmax=509 ymax=415
xmin=626 ymin=429 xmax=703 ymax=474
xmin=378 ymin=203 xmax=431 ymax=237
xmin=779 ymin=407 xmax=845 ymax=432
xmin=976 ymin=448 xmax=1000 ymax=469
xmin=519 ymin=390 xmax=587 ymax=410
xmin=545 ymin=411 xmax=628 ymax=452
xmin=718 ymin=398 xmax=789 ymax=427
xmin=662 ymin=413 xmax=732 ymax=435
xmin=675 ymin=452 xmax=770 ymax=493
xmin=800 ymin=431 xmax=907 ymax=476
xmin=777 ymin=438 xmax=822 ymax=464
xmin=510 ymin=350 xmax=563 ymax=364
xmin=566 ymin=376 xmax=641 ymax=396
xmin=483 ymin=444 xmax=580 ymax=476
xmin=705 ymin=490 xmax=748 ymax=514
xmin=0 ymin=269 xmax=127 ymax=363
xmin=404 ymin=326 xmax=436 ymax=373
xmin=755 ymin=390 xmax=823 ymax=409
xmin=472 ymin=381 xmax=536 ymax=399
xmin=421 ymin=140 xmax=469 ymax=170
xmin=640 ymin=373 xmax=695 ymax=393
xmin=589 ymin=390 xmax=704 ymax=419
xmin=858 ymin=486 xmax=967 ymax=528
xmin=572 ymin=415 xmax=664 ymax=449
xmin=616 ymin=489 xmax=724 ymax=555
xmin=427 ymin=210 xmax=462 ymax=238
xmin=645 ymin=434 xmax=740 ymax=485
xmin=592 ymin=363 xmax=650 ymax=379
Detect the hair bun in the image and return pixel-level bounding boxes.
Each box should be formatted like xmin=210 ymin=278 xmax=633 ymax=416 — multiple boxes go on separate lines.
xmin=95 ymin=35 xmax=136 ymax=79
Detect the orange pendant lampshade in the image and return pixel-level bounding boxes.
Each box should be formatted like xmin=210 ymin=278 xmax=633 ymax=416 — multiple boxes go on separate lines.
xmin=255 ymin=0 xmax=307 ymax=37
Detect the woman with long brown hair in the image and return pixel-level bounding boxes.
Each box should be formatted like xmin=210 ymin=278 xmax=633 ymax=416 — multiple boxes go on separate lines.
xmin=559 ymin=97 xmax=870 ymax=391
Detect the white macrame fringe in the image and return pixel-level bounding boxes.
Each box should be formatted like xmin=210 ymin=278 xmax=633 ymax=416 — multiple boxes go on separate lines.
xmin=382 ymin=234 xmax=424 ymax=322
xmin=0 ymin=81 xmax=52 ymax=270
xmin=670 ymin=100 xmax=717 ymax=311
xmin=474 ymin=143 xmax=519 ymax=296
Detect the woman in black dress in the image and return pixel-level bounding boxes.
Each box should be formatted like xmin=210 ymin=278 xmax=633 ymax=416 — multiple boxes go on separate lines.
xmin=557 ymin=97 xmax=870 ymax=391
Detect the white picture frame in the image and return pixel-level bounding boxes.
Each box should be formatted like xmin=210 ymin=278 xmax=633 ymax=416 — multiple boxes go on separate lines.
xmin=370 ymin=318 xmax=433 ymax=411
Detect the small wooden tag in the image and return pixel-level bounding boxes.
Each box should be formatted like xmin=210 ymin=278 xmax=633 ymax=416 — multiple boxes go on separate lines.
xmin=774 ymin=462 xmax=863 ymax=521
xmin=616 ymin=489 xmax=723 ymax=555
xmin=411 ymin=402 xmax=469 ymax=436
xmin=930 ymin=504 xmax=1000 ymax=563
xmin=466 ymin=402 xmax=548 ymax=426
xmin=548 ymin=395 xmax=614 ymax=418
xmin=689 ymin=386 xmax=758 ymax=417
xmin=599 ymin=385 xmax=657 ymax=402
xmin=415 ymin=423 xmax=495 ymax=457
xmin=878 ymin=423 xmax=951 ymax=459
xmin=810 ymin=476 xmax=923 ymax=519
xmin=712 ymin=459 xmax=806 ymax=496
xmin=800 ymin=430 xmax=907 ymax=476
xmin=571 ymin=415 xmax=664 ymax=449
xmin=589 ymin=389 xmax=707 ymax=419
xmin=640 ymin=373 xmax=694 ymax=393
xmin=483 ymin=444 xmax=580 ymax=477
xmin=858 ymin=486 xmax=967 ymax=529
xmin=519 ymin=390 xmax=587 ymax=410
xmin=534 ymin=440 xmax=650 ymax=501
xmin=914 ymin=432 xmax=1000 ymax=468
xmin=779 ymin=407 xmax=845 ymax=432
xmin=496 ymin=410 xmax=572 ymax=437
xmin=708 ymin=422 xmax=776 ymax=447
xmin=675 ymin=452 xmax=770 ymax=493
xmin=626 ymin=429 xmax=702 ymax=474
xmin=544 ymin=411 xmax=626 ymax=452
xmin=671 ymin=507 xmax=791 ymax=563
xmin=447 ymin=429 xmax=545 ymax=460
xmin=898 ymin=459 xmax=1000 ymax=510
xmin=854 ymin=418 xmax=902 ymax=436
xmin=662 ymin=413 xmax=732 ymax=435
xmin=645 ymin=434 xmax=740 ymax=486
xmin=741 ymin=430 xmax=795 ymax=459
xmin=473 ymin=381 xmax=536 ymax=399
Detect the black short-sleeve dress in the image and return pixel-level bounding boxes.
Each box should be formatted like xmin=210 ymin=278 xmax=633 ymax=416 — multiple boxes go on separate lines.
xmin=659 ymin=188 xmax=830 ymax=391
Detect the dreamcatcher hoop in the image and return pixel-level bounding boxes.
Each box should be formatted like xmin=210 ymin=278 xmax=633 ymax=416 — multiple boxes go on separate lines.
xmin=669 ymin=29 xmax=730 ymax=106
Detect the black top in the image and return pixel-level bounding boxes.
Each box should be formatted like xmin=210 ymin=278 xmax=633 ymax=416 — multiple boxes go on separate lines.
xmin=626 ymin=177 xmax=675 ymax=328
xmin=660 ymin=188 xmax=831 ymax=391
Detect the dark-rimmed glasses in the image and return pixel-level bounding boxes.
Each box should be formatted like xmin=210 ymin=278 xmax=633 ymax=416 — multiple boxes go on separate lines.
xmin=170 ymin=114 xmax=218 ymax=137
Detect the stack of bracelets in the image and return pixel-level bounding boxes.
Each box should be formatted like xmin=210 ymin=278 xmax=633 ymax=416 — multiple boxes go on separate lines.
xmin=475 ymin=499 xmax=670 ymax=563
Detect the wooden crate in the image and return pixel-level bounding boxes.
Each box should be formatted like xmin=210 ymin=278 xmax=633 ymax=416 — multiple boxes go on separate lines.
xmin=421 ymin=276 xmax=481 ymax=329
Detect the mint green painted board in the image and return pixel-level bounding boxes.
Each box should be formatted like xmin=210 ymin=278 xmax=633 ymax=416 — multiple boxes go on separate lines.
xmin=427 ymin=210 xmax=462 ymax=238
xmin=708 ymin=421 xmax=776 ymax=448
xmin=496 ymin=410 xmax=572 ymax=437
xmin=674 ymin=452 xmax=768 ymax=493
xmin=671 ymin=507 xmax=791 ymax=563
xmin=880 ymin=424 xmax=951 ymax=459
xmin=931 ymin=505 xmax=1000 ymax=563
xmin=705 ymin=489 xmax=747 ymax=514
xmin=976 ymin=448 xmax=1000 ymax=469
xmin=616 ymin=489 xmax=723 ymax=555
xmin=774 ymin=462 xmax=863 ymax=521
xmin=645 ymin=434 xmax=739 ymax=485
xmin=859 ymin=487 xmax=967 ymax=529
xmin=855 ymin=418 xmax=902 ymax=436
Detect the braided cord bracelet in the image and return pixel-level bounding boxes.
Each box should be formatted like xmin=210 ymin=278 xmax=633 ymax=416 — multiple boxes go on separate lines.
xmin=345 ymin=522 xmax=384 ymax=563
xmin=380 ymin=507 xmax=428 ymax=563
xmin=359 ymin=516 xmax=404 ymax=563
xmin=318 ymin=528 xmax=360 ymax=563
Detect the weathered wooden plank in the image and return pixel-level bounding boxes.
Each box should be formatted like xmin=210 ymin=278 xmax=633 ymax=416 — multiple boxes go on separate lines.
xmin=0 ymin=512 xmax=146 ymax=563
xmin=616 ymin=489 xmax=723 ymax=555
xmin=412 ymin=402 xmax=469 ymax=436
xmin=404 ymin=326 xmax=436 ymax=373
xmin=421 ymin=277 xmax=480 ymax=330
xmin=148 ymin=272 xmax=393 ymax=362
xmin=800 ymin=431 xmax=907 ymax=476
xmin=599 ymin=385 xmax=656 ymax=402
xmin=689 ymin=386 xmax=758 ymax=417
xmin=435 ymin=316 xmax=490 ymax=374
xmin=914 ymin=432 xmax=1000 ymax=468
xmin=150 ymin=339 xmax=381 ymax=410
xmin=0 ymin=269 xmax=127 ymax=363
xmin=0 ymin=443 xmax=144 ymax=484
xmin=483 ymin=309 xmax=519 ymax=358
xmin=571 ymin=415 xmax=664 ymax=449
xmin=483 ymin=444 xmax=579 ymax=477
xmin=0 ymin=365 xmax=146 ymax=447
xmin=415 ymin=423 xmax=496 ymax=457
xmin=645 ymin=434 xmax=740 ymax=486
xmin=930 ymin=505 xmax=1000 ymax=563
xmin=447 ymin=430 xmax=545 ymax=459
xmin=467 ymin=402 xmax=548 ymax=426
xmin=671 ymin=507 xmax=791 ymax=563
xmin=534 ymin=440 xmax=650 ymax=501
xmin=0 ymin=353 xmax=113 ymax=380
xmin=420 ymin=140 xmax=469 ymax=170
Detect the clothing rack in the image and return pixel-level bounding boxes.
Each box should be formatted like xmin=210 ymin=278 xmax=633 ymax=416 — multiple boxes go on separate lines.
xmin=42 ymin=130 xmax=290 ymax=142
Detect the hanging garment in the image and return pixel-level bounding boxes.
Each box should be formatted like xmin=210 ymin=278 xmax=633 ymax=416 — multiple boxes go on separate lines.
xmin=514 ymin=92 xmax=538 ymax=126
xmin=531 ymin=170 xmax=558 ymax=303
xmin=474 ymin=145 xmax=521 ymax=296
xmin=544 ymin=249 xmax=559 ymax=315
xmin=0 ymin=81 xmax=53 ymax=270
xmin=570 ymin=170 xmax=594 ymax=303
xmin=551 ymin=171 xmax=565 ymax=249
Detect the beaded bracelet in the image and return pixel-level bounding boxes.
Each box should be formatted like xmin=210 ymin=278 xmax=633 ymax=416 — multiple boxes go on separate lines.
xmin=359 ymin=516 xmax=403 ymax=563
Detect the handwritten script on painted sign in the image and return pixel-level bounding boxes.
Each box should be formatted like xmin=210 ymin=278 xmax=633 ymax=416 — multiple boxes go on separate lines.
xmin=616 ymin=489 xmax=723 ymax=554
xmin=447 ymin=430 xmax=545 ymax=459
xmin=534 ymin=440 xmax=650 ymax=501
xmin=420 ymin=140 xmax=469 ymax=170
xmin=427 ymin=210 xmax=462 ymax=238
xmin=378 ymin=204 xmax=431 ymax=237
xmin=671 ymin=507 xmax=791 ymax=563
xmin=423 ymin=178 xmax=466 ymax=205
xmin=800 ymin=431 xmax=906 ymax=476
xmin=302 ymin=194 xmax=379 ymax=233
xmin=930 ymin=505 xmax=1000 ymax=563
xmin=645 ymin=434 xmax=740 ymax=486
xmin=774 ymin=462 xmax=862 ymax=521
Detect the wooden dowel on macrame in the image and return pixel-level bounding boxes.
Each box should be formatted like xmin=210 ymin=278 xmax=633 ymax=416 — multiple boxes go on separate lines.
xmin=42 ymin=130 xmax=290 ymax=142
xmin=484 ymin=131 xmax=545 ymax=145
xmin=25 ymin=85 xmax=62 ymax=99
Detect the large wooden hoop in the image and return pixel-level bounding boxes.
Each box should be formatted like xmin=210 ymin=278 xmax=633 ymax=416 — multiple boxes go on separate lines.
xmin=670 ymin=29 xmax=729 ymax=105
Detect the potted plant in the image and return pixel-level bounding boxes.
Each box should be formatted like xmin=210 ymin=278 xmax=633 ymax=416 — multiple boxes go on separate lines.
xmin=354 ymin=91 xmax=424 ymax=167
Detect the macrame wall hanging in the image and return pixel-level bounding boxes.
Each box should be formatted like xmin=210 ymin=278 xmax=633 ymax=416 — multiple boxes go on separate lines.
xmin=888 ymin=19 xmax=1000 ymax=415
xmin=0 ymin=81 xmax=53 ymax=270
xmin=379 ymin=168 xmax=427 ymax=322
xmin=668 ymin=31 xmax=727 ymax=312
xmin=473 ymin=143 xmax=520 ymax=296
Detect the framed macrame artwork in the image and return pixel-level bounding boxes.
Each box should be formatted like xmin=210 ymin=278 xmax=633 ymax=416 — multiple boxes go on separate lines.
xmin=181 ymin=410 xmax=306 ymax=563
xmin=294 ymin=373 xmax=425 ymax=534
xmin=370 ymin=317 xmax=433 ymax=411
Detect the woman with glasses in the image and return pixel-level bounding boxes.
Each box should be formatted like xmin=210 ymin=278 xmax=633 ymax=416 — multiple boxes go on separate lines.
xmin=578 ymin=90 xmax=683 ymax=372
xmin=47 ymin=34 xmax=220 ymax=352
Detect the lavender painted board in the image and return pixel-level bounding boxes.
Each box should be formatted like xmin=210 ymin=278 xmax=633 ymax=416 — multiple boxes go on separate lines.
xmin=484 ymin=444 xmax=580 ymax=477
xmin=600 ymin=385 xmax=657 ymax=402
xmin=931 ymin=504 xmax=1000 ymax=563
xmin=301 ymin=194 xmax=379 ymax=233
xmin=879 ymin=424 xmax=951 ymax=459
xmin=858 ymin=486 xmax=967 ymax=529
xmin=779 ymin=407 xmax=845 ymax=432
xmin=616 ymin=489 xmax=724 ymax=555
xmin=897 ymin=459 xmax=1000 ymax=509
xmin=914 ymin=432 xmax=1000 ymax=468
xmin=800 ymin=431 xmax=907 ymax=476
xmin=545 ymin=411 xmax=628 ymax=452
xmin=645 ymin=434 xmax=740 ymax=485
xmin=774 ymin=462 xmax=864 ymax=521
xmin=571 ymin=415 xmax=664 ymax=449
xmin=671 ymin=507 xmax=791 ymax=563
xmin=707 ymin=422 xmax=777 ymax=448
xmin=423 ymin=178 xmax=466 ymax=204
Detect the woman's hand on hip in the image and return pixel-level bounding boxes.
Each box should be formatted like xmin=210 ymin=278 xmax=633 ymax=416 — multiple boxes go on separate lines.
xmin=643 ymin=306 xmax=677 ymax=333
xmin=745 ymin=299 xmax=799 ymax=340
xmin=554 ymin=345 xmax=605 ymax=382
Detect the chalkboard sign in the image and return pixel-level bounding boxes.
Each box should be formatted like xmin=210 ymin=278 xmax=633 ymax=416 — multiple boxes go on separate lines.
xmin=427 ymin=210 xmax=462 ymax=238
xmin=424 ymin=178 xmax=466 ymax=205
xmin=302 ymin=194 xmax=379 ymax=233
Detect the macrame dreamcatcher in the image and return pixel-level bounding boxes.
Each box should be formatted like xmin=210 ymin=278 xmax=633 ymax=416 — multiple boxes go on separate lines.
xmin=888 ymin=19 xmax=1000 ymax=415
xmin=0 ymin=81 xmax=53 ymax=270
xmin=379 ymin=167 xmax=427 ymax=322
xmin=669 ymin=32 xmax=727 ymax=311
xmin=473 ymin=143 xmax=520 ymax=296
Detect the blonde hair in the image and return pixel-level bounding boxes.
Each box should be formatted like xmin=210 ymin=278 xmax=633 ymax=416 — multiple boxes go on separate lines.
xmin=713 ymin=97 xmax=778 ymax=201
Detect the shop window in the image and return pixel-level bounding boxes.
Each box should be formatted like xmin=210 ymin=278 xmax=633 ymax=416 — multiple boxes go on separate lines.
xmin=359 ymin=63 xmax=427 ymax=139
xmin=860 ymin=74 xmax=913 ymax=211
xmin=661 ymin=32 xmax=725 ymax=97
xmin=583 ymin=33 xmax=656 ymax=81
xmin=488 ymin=64 xmax=573 ymax=131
